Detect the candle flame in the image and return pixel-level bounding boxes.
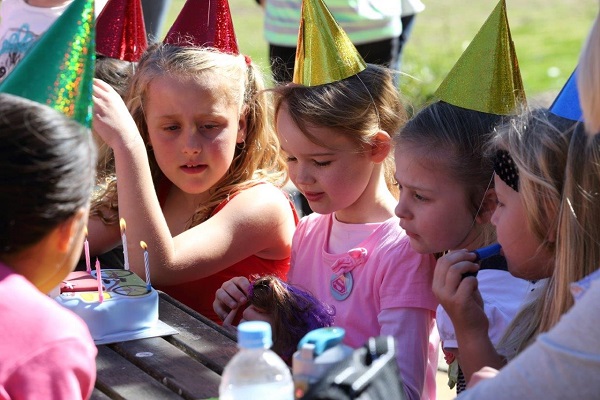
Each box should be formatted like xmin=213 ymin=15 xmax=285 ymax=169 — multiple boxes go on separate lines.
xmin=140 ymin=241 xmax=147 ymax=250
xmin=84 ymin=225 xmax=88 ymax=237
xmin=120 ymin=218 xmax=126 ymax=232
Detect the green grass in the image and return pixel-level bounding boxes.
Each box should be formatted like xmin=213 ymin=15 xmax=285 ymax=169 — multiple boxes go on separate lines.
xmin=164 ymin=0 xmax=598 ymax=109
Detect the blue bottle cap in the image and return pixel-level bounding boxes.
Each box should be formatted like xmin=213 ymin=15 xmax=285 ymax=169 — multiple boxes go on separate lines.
xmin=297 ymin=327 xmax=345 ymax=356
xmin=237 ymin=321 xmax=273 ymax=349
xmin=473 ymin=243 xmax=502 ymax=262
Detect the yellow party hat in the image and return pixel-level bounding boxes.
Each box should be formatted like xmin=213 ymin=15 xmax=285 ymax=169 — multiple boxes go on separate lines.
xmin=434 ymin=0 xmax=526 ymax=115
xmin=292 ymin=0 xmax=366 ymax=86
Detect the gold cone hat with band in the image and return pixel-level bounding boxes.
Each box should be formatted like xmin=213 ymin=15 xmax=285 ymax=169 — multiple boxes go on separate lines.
xmin=434 ymin=0 xmax=526 ymax=115
xmin=292 ymin=0 xmax=366 ymax=86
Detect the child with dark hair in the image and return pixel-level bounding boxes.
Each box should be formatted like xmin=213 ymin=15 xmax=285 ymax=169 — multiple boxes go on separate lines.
xmin=234 ymin=275 xmax=335 ymax=364
xmin=0 ymin=93 xmax=97 ymax=399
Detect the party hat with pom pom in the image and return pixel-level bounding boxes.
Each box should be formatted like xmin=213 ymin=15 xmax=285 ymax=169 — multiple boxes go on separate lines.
xmin=292 ymin=0 xmax=366 ymax=86
xmin=96 ymin=0 xmax=147 ymax=62
xmin=163 ymin=0 xmax=239 ymax=54
xmin=0 ymin=0 xmax=95 ymax=127
xmin=434 ymin=0 xmax=526 ymax=115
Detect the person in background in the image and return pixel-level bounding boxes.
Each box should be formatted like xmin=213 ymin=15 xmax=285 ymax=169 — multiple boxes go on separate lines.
xmin=0 ymin=0 xmax=73 ymax=81
xmin=0 ymin=93 xmax=97 ymax=399
xmin=0 ymin=0 xmax=107 ymax=82
xmin=397 ymin=0 xmax=424 ymax=72
xmin=141 ymin=0 xmax=171 ymax=42
xmin=257 ymin=0 xmax=403 ymax=84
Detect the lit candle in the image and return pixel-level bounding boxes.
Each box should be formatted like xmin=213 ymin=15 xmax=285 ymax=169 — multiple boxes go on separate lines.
xmin=140 ymin=241 xmax=151 ymax=291
xmin=84 ymin=226 xmax=91 ymax=273
xmin=120 ymin=218 xmax=130 ymax=271
xmin=95 ymin=258 xmax=104 ymax=303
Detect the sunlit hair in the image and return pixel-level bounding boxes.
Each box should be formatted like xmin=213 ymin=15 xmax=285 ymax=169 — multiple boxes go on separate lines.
xmin=272 ymin=64 xmax=406 ymax=198
xmin=491 ymin=109 xmax=599 ymax=357
xmin=577 ymin=12 xmax=600 ymax=136
xmin=396 ymin=101 xmax=506 ymax=251
xmin=90 ymin=56 xmax=136 ymax=225
xmin=248 ymin=275 xmax=335 ymax=362
xmin=96 ymin=42 xmax=287 ymax=227
xmin=0 ymin=93 xmax=96 ymax=254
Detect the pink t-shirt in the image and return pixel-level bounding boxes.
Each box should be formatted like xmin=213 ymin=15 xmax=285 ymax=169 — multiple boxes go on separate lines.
xmin=0 ymin=263 xmax=97 ymax=400
xmin=288 ymin=213 xmax=438 ymax=400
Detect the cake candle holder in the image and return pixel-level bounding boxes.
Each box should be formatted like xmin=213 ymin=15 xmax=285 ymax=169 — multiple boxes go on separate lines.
xmin=140 ymin=241 xmax=151 ymax=291
xmin=84 ymin=226 xmax=91 ymax=273
xmin=95 ymin=258 xmax=104 ymax=303
xmin=120 ymin=218 xmax=130 ymax=271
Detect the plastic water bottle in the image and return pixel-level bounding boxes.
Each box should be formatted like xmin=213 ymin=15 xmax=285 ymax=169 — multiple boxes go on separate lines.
xmin=219 ymin=321 xmax=294 ymax=400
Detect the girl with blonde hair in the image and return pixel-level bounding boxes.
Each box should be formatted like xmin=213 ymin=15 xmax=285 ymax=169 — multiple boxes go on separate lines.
xmin=91 ymin=43 xmax=297 ymax=322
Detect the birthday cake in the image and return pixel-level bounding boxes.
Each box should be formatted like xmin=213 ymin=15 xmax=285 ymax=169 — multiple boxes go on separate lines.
xmin=55 ymin=269 xmax=159 ymax=343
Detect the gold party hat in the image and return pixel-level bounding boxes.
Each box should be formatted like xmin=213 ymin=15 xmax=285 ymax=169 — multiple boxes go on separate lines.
xmin=434 ymin=0 xmax=526 ymax=115
xmin=292 ymin=0 xmax=366 ymax=86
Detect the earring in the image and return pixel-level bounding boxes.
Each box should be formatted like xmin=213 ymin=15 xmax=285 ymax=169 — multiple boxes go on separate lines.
xmin=237 ymin=140 xmax=246 ymax=150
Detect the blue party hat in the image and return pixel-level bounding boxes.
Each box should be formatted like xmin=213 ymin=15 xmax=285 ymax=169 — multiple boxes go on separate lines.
xmin=549 ymin=68 xmax=582 ymax=121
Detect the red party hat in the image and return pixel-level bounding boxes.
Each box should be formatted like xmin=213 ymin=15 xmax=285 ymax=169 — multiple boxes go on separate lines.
xmin=96 ymin=0 xmax=148 ymax=61
xmin=163 ymin=0 xmax=239 ymax=54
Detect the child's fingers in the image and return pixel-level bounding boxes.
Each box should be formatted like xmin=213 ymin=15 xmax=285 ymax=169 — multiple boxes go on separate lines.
xmin=222 ymin=308 xmax=239 ymax=326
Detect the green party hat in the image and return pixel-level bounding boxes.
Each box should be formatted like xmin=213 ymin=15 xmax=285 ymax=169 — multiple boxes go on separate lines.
xmin=434 ymin=0 xmax=526 ymax=115
xmin=0 ymin=0 xmax=95 ymax=127
xmin=293 ymin=0 xmax=366 ymax=86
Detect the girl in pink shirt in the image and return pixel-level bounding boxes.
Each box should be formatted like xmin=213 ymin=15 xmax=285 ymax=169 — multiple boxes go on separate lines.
xmin=0 ymin=94 xmax=97 ymax=400
xmin=214 ymin=64 xmax=439 ymax=400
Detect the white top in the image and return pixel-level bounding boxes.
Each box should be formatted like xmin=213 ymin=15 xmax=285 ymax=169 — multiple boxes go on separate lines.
xmin=0 ymin=0 xmax=108 ymax=82
xmin=457 ymin=269 xmax=600 ymax=399
xmin=437 ymin=270 xmax=539 ymax=356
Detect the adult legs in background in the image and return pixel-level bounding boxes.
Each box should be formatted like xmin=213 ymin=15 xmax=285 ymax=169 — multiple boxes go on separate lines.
xmin=269 ymin=44 xmax=296 ymax=84
xmin=397 ymin=14 xmax=417 ymax=71
xmin=269 ymin=37 xmax=399 ymax=85
xmin=141 ymin=0 xmax=172 ymax=43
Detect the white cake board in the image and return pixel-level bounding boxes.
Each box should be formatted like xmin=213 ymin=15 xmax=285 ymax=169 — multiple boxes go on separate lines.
xmin=94 ymin=320 xmax=178 ymax=345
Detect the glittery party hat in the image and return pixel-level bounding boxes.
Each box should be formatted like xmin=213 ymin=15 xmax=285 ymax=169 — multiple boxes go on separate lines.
xmin=0 ymin=0 xmax=95 ymax=127
xmin=434 ymin=0 xmax=526 ymax=115
xmin=549 ymin=68 xmax=582 ymax=121
xmin=163 ymin=0 xmax=239 ymax=54
xmin=292 ymin=0 xmax=366 ymax=86
xmin=96 ymin=0 xmax=147 ymax=62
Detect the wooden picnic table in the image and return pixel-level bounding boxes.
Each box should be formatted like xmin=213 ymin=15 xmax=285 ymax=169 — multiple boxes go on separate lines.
xmin=91 ymin=291 xmax=238 ymax=400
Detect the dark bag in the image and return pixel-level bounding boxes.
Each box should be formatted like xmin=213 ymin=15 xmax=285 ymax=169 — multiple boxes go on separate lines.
xmin=300 ymin=336 xmax=407 ymax=400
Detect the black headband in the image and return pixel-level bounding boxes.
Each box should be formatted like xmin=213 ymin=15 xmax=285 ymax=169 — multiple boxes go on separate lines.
xmin=493 ymin=149 xmax=519 ymax=192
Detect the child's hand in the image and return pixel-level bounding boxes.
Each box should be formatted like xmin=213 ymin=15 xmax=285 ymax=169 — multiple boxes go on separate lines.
xmin=213 ymin=276 xmax=251 ymax=323
xmin=92 ymin=78 xmax=141 ymax=150
xmin=432 ymin=249 xmax=488 ymax=334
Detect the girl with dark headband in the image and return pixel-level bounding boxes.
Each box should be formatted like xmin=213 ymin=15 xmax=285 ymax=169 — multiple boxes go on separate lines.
xmin=435 ymin=108 xmax=596 ymax=393
xmin=457 ymin=12 xmax=600 ymax=398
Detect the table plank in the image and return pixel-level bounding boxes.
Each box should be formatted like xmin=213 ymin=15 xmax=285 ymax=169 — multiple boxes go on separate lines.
xmin=90 ymin=388 xmax=112 ymax=400
xmin=110 ymin=337 xmax=222 ymax=399
xmin=158 ymin=292 xmax=238 ymax=374
xmin=95 ymin=345 xmax=183 ymax=399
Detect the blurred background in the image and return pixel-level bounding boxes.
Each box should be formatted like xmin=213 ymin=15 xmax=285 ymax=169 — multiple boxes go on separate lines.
xmin=160 ymin=0 xmax=598 ymax=111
